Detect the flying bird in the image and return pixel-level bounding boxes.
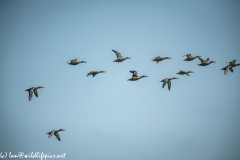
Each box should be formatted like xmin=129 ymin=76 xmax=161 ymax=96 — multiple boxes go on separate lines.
xmin=25 ymin=86 xmax=44 ymax=101
xmin=198 ymin=57 xmax=215 ymax=66
xmin=182 ymin=54 xmax=201 ymax=61
xmin=128 ymin=70 xmax=147 ymax=81
xmin=151 ymin=56 xmax=171 ymax=63
xmin=47 ymin=129 xmax=65 ymax=141
xmin=221 ymin=60 xmax=240 ymax=75
xmin=112 ymin=50 xmax=131 ymax=62
xmin=227 ymin=60 xmax=240 ymax=67
xmin=66 ymin=58 xmax=87 ymax=65
xmin=87 ymin=70 xmax=106 ymax=77
xmin=221 ymin=65 xmax=233 ymax=75
xmin=160 ymin=77 xmax=178 ymax=91
xmin=176 ymin=70 xmax=194 ymax=76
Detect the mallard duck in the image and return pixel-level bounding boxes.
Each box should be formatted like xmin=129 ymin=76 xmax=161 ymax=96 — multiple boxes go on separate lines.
xmin=182 ymin=54 xmax=201 ymax=61
xmin=47 ymin=129 xmax=65 ymax=141
xmin=87 ymin=70 xmax=106 ymax=77
xmin=128 ymin=70 xmax=147 ymax=81
xmin=112 ymin=50 xmax=131 ymax=62
xmin=227 ymin=60 xmax=240 ymax=67
xmin=221 ymin=60 xmax=240 ymax=75
xmin=25 ymin=86 xmax=44 ymax=101
xmin=160 ymin=77 xmax=178 ymax=90
xmin=176 ymin=70 xmax=194 ymax=76
xmin=198 ymin=57 xmax=215 ymax=66
xmin=66 ymin=58 xmax=87 ymax=65
xmin=221 ymin=65 xmax=233 ymax=75
xmin=152 ymin=56 xmax=171 ymax=63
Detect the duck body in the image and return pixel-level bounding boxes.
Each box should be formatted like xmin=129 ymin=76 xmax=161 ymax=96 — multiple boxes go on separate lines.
xmin=152 ymin=56 xmax=171 ymax=63
xmin=113 ymin=57 xmax=131 ymax=62
xmin=176 ymin=70 xmax=194 ymax=76
xmin=198 ymin=57 xmax=215 ymax=66
xmin=87 ymin=70 xmax=106 ymax=77
xmin=183 ymin=54 xmax=201 ymax=61
xmin=128 ymin=70 xmax=147 ymax=81
xmin=67 ymin=58 xmax=87 ymax=65
xmin=228 ymin=60 xmax=240 ymax=67
xmin=128 ymin=75 xmax=148 ymax=81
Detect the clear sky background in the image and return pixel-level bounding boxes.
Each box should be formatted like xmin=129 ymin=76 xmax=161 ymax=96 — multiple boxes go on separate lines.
xmin=1 ymin=0 xmax=240 ymax=160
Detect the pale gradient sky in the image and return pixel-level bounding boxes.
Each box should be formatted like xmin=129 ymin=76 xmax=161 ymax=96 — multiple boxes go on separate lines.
xmin=1 ymin=0 xmax=240 ymax=160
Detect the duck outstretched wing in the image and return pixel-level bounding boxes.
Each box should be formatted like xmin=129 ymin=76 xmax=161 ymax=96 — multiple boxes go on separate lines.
xmin=28 ymin=92 xmax=33 ymax=101
xmin=112 ymin=50 xmax=122 ymax=58
xmin=168 ymin=80 xmax=171 ymax=90
xmin=54 ymin=132 xmax=61 ymax=141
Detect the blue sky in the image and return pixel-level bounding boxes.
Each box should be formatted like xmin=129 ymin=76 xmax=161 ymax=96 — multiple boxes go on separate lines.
xmin=1 ymin=0 xmax=240 ymax=160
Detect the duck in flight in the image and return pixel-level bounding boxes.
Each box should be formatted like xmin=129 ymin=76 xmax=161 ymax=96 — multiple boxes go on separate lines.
xmin=47 ymin=129 xmax=65 ymax=141
xmin=182 ymin=54 xmax=201 ymax=61
xmin=176 ymin=70 xmax=194 ymax=76
xmin=25 ymin=86 xmax=44 ymax=101
xmin=160 ymin=77 xmax=178 ymax=91
xmin=87 ymin=70 xmax=106 ymax=77
xmin=227 ymin=60 xmax=240 ymax=67
xmin=221 ymin=60 xmax=240 ymax=75
xmin=128 ymin=70 xmax=147 ymax=81
xmin=198 ymin=57 xmax=216 ymax=66
xmin=152 ymin=56 xmax=171 ymax=63
xmin=112 ymin=50 xmax=131 ymax=62
xmin=66 ymin=58 xmax=87 ymax=65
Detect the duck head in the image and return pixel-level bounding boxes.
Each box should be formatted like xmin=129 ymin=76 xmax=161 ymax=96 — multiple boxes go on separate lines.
xmin=171 ymin=77 xmax=178 ymax=80
xmin=141 ymin=75 xmax=148 ymax=78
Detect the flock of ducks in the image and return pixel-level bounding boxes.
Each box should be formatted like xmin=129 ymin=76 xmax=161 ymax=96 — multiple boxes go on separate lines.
xmin=25 ymin=50 xmax=239 ymax=141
